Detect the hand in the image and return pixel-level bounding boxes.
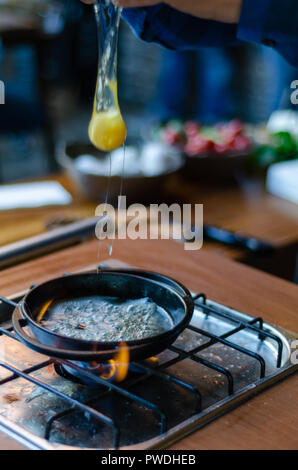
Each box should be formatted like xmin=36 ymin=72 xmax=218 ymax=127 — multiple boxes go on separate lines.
xmin=80 ymin=0 xmax=242 ymax=24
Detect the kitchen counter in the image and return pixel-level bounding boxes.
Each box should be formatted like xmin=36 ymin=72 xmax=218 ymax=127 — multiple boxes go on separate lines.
xmin=0 ymin=237 xmax=297 ymax=450
xmin=0 ymin=174 xmax=298 ymax=280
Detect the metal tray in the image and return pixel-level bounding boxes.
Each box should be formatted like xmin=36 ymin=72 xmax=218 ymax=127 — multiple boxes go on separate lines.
xmin=0 ymin=287 xmax=297 ymax=450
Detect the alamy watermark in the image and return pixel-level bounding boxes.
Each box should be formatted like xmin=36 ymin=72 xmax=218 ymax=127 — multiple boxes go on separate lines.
xmin=0 ymin=81 xmax=4 ymax=105
xmin=95 ymin=196 xmax=203 ymax=250
xmin=290 ymin=340 xmax=298 ymax=365
xmin=0 ymin=340 xmax=3 ymax=404
xmin=290 ymin=80 xmax=298 ymax=105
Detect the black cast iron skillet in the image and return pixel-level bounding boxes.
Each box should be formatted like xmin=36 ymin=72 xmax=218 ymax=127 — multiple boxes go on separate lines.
xmin=12 ymin=269 xmax=194 ymax=362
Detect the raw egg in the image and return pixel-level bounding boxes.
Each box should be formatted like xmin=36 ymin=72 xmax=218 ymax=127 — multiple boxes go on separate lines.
xmin=88 ymin=81 xmax=126 ymax=152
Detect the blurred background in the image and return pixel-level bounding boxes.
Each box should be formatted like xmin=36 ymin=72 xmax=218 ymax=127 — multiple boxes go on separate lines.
xmin=1 ymin=0 xmax=297 ymax=181
xmin=0 ymin=0 xmax=298 ymax=283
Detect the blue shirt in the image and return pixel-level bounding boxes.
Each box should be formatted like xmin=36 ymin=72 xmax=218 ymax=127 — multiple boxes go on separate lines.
xmin=122 ymin=0 xmax=298 ymax=66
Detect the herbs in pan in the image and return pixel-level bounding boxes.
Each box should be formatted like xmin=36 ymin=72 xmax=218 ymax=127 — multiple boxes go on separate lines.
xmin=40 ymin=296 xmax=173 ymax=342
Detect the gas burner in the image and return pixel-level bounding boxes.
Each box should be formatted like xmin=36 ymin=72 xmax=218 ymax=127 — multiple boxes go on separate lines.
xmin=54 ymin=358 xmax=158 ymax=387
xmin=0 ymin=282 xmax=296 ymax=450
xmin=53 ymin=361 xmax=124 ymax=386
xmin=54 ymin=362 xmax=89 ymax=385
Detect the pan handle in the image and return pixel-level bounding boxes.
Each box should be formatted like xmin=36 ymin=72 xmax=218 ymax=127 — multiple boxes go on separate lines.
xmin=12 ymin=309 xmax=118 ymax=361
xmin=183 ymin=293 xmax=194 ymax=314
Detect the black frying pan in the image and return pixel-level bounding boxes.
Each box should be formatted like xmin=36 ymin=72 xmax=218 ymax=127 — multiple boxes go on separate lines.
xmin=13 ymin=269 xmax=194 ymax=362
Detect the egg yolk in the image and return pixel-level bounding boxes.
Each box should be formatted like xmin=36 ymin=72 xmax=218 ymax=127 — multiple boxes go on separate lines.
xmin=88 ymin=82 xmax=127 ymax=152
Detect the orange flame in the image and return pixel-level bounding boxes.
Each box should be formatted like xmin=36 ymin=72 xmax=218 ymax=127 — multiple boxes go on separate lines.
xmin=146 ymin=356 xmax=158 ymax=365
xmin=37 ymin=299 xmax=53 ymax=323
xmin=99 ymin=360 xmax=117 ymax=380
xmin=111 ymin=341 xmax=130 ymax=382
xmin=90 ymin=341 xmax=130 ymax=382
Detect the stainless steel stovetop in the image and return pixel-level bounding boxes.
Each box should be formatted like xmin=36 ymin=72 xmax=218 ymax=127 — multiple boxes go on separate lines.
xmin=0 ymin=266 xmax=297 ymax=450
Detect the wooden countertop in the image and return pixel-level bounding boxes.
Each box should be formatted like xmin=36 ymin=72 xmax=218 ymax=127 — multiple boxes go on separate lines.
xmin=168 ymin=176 xmax=298 ymax=248
xmin=0 ymin=174 xmax=297 ymax=273
xmin=0 ymin=237 xmax=297 ymax=449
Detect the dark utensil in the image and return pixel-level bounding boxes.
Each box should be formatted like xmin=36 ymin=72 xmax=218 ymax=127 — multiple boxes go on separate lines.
xmin=12 ymin=269 xmax=194 ymax=362
xmin=0 ymin=216 xmax=106 ymax=270
xmin=203 ymin=225 xmax=274 ymax=254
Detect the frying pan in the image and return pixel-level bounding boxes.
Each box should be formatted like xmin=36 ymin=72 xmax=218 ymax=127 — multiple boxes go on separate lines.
xmin=12 ymin=269 xmax=194 ymax=362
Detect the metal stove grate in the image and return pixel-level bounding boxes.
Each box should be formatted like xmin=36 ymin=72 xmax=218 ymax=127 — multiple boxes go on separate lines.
xmin=0 ymin=288 xmax=297 ymax=450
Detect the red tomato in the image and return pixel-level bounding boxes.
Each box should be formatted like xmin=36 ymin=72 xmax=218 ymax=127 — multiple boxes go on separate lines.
xmin=231 ymin=135 xmax=251 ymax=152
xmin=219 ymin=120 xmax=244 ymax=142
xmin=214 ymin=144 xmax=230 ymax=155
xmin=184 ymin=121 xmax=200 ymax=137
xmin=185 ymin=137 xmax=215 ymax=156
xmin=162 ymin=128 xmax=181 ymax=145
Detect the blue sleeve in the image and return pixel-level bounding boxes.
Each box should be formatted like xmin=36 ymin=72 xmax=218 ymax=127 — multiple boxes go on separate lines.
xmin=122 ymin=1 xmax=298 ymax=66
xmin=121 ymin=5 xmax=239 ymax=49
xmin=238 ymin=0 xmax=298 ymax=66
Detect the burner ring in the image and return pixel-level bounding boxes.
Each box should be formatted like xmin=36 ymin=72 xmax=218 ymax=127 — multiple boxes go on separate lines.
xmin=54 ymin=362 xmax=104 ymax=386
